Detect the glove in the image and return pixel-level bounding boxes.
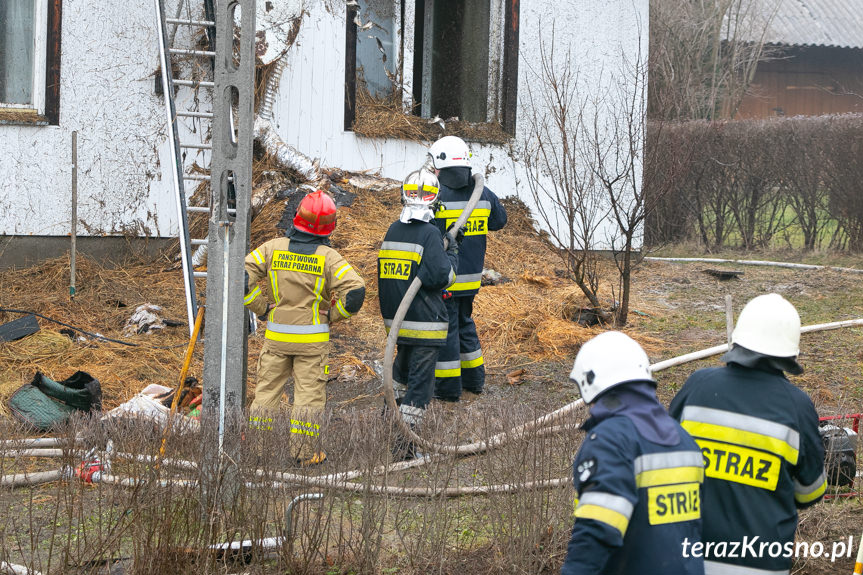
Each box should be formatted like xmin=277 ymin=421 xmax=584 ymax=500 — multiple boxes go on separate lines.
xmin=257 ymin=302 xmax=275 ymax=321
xmin=445 ymin=224 xmax=465 ymax=247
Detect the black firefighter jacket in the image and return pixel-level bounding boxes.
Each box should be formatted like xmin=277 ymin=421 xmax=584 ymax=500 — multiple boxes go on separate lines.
xmin=669 ymin=363 xmax=826 ymax=574
xmin=561 ymin=402 xmax=705 ymax=575
xmin=433 ymin=176 xmax=506 ymax=296
xmin=378 ymin=219 xmax=457 ymax=346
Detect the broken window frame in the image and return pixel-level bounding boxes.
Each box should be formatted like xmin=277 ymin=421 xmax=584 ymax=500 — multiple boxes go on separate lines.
xmin=0 ymin=0 xmax=62 ymax=124
xmin=344 ymin=0 xmax=519 ymax=136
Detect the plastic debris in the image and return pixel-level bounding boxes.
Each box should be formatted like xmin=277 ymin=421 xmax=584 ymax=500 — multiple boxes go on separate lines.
xmin=481 ymin=268 xmax=506 ymax=286
xmin=102 ymin=384 xmax=200 ymax=429
xmin=123 ymin=304 xmax=181 ymax=336
xmin=0 ymin=314 xmax=40 ymax=342
xmin=8 ymin=371 xmax=102 ymax=430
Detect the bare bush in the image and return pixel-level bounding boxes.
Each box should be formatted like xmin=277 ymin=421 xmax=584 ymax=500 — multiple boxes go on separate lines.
xmin=518 ymin=28 xmax=678 ymax=326
xmin=824 ymin=116 xmax=863 ymax=251
xmin=647 ymin=114 xmax=863 ymax=253
xmin=649 ymin=0 xmax=779 ymax=120
xmin=517 ymin=32 xmax=607 ymax=316
xmin=0 ymin=401 xmax=584 ymax=574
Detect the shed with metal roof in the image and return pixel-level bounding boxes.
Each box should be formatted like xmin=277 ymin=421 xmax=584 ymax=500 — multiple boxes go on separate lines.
xmin=736 ymin=0 xmax=863 ymax=117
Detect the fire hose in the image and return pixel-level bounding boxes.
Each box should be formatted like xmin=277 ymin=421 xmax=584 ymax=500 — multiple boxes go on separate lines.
xmin=378 ymin=172 xmax=573 ymax=457
xmin=4 ymin=314 xmax=863 ymax=496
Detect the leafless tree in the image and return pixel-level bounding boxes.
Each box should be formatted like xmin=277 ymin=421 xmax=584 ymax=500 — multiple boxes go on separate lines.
xmin=520 ymin=28 xmax=692 ymax=326
xmin=584 ymin=44 xmax=690 ymax=326
xmin=517 ymin=32 xmax=610 ymax=318
xmin=649 ymin=0 xmax=780 ymax=120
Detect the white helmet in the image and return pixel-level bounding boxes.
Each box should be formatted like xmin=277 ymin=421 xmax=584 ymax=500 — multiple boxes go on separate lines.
xmin=731 ymin=293 xmax=800 ymax=357
xmin=428 ymin=136 xmax=472 ymax=169
xmin=570 ymin=331 xmax=655 ymax=404
xmin=401 ymin=169 xmax=440 ymax=208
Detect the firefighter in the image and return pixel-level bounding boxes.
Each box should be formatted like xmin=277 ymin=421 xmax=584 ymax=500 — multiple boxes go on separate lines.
xmin=670 ymin=293 xmax=826 ymax=575
xmin=244 ymin=189 xmax=365 ymax=466
xmin=562 ymin=331 xmax=704 ymax=575
xmin=378 ymin=168 xmax=460 ymax=460
xmin=428 ymin=135 xmax=507 ymax=401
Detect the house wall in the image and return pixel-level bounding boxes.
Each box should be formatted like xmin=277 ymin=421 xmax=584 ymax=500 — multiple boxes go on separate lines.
xmin=0 ymin=0 xmax=178 ymax=242
xmin=272 ymin=0 xmax=649 ymax=249
xmin=737 ymin=46 xmax=863 ymax=118
xmin=0 ymin=0 xmax=649 ymax=255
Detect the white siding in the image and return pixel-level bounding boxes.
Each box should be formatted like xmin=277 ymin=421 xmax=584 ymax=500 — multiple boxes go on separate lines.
xmin=0 ymin=0 xmax=648 ymax=250
xmin=273 ymin=0 xmax=649 ymax=248
xmin=0 ymin=0 xmax=177 ymax=237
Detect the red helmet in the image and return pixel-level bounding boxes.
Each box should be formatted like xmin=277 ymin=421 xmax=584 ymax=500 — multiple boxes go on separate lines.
xmin=293 ymin=190 xmax=337 ymax=236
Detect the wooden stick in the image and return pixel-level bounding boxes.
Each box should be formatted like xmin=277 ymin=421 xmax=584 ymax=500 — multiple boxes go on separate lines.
xmin=725 ymin=294 xmax=733 ymax=349
xmin=156 ymin=305 xmax=205 ymax=465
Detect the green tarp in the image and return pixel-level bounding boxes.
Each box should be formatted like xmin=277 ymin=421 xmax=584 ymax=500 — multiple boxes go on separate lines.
xmin=8 ymin=371 xmax=101 ymax=430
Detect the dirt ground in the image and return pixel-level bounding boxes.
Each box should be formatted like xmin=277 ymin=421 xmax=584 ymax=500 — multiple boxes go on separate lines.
xmin=2 ymin=183 xmax=863 ymax=574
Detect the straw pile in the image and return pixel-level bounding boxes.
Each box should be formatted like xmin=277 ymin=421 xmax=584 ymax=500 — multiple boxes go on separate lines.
xmin=351 ymin=87 xmax=512 ymax=145
xmin=325 ymin=185 xmax=646 ymax=367
xmin=0 ymin=256 xmax=189 ymax=414
xmin=0 ymin=179 xmax=641 ymax=412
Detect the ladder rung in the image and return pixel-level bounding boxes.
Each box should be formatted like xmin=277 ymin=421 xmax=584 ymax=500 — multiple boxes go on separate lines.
xmin=180 ymin=143 xmax=212 ymax=150
xmin=186 ymin=207 xmax=236 ymax=214
xmin=183 ymin=174 xmax=235 ymax=183
xmin=166 ymin=18 xmax=215 ymax=27
xmin=177 ymin=111 xmax=214 ymax=119
xmin=169 ymin=49 xmax=216 ymax=57
xmin=193 ymin=271 xmax=208 ymax=279
xmin=191 ymin=239 xmax=208 ymax=246
xmin=174 ymin=80 xmax=215 ymax=88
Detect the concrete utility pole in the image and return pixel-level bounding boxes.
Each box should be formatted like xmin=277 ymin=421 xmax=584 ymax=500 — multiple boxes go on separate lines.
xmin=202 ymin=0 xmax=256 ymax=505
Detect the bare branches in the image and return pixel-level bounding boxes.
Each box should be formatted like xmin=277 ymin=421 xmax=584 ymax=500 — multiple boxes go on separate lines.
xmin=646 ymin=114 xmax=863 ymax=253
xmin=518 ymin=24 xmax=672 ymax=327
xmin=517 ymin=28 xmax=607 ymax=312
xmin=649 ymin=0 xmax=779 ymax=120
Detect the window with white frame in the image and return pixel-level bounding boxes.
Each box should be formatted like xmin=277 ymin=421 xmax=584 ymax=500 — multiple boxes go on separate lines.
xmin=0 ymin=0 xmax=61 ymax=123
xmin=346 ymin=0 xmax=519 ymax=135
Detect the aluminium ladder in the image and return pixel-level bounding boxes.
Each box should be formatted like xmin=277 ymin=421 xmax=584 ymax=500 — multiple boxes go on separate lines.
xmin=156 ymin=0 xmax=256 ymax=493
xmin=154 ymin=0 xmax=218 ymax=336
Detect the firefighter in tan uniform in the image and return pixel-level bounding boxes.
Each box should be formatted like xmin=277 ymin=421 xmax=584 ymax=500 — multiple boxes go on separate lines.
xmin=244 ymin=190 xmax=365 ymax=466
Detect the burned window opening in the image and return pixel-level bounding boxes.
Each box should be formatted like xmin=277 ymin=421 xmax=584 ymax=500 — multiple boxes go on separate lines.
xmin=345 ymin=0 xmax=519 ymax=139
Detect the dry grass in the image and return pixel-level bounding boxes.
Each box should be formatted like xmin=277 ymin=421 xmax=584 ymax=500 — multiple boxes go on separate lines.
xmin=3 ymin=179 xmax=863 ymax=575
xmin=0 ymin=180 xmax=626 ymax=415
xmin=327 ymin=185 xmax=628 ymax=368
xmin=0 ymin=257 xmax=189 ymax=414
xmin=351 ymin=87 xmax=512 ymax=145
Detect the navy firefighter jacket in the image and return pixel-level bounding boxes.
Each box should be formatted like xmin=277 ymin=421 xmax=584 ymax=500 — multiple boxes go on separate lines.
xmin=433 ymin=180 xmax=506 ymax=296
xmin=377 ymin=219 xmax=457 ymax=346
xmin=669 ymin=363 xmax=826 ymax=573
xmin=561 ymin=413 xmax=705 ymax=575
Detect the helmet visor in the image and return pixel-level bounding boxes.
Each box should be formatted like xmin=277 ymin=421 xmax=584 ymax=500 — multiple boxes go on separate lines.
xmin=403 ymin=183 xmax=439 ymax=203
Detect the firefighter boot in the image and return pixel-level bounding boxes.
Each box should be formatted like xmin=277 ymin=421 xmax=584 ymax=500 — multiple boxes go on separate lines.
xmin=290 ymin=405 xmax=327 ymax=467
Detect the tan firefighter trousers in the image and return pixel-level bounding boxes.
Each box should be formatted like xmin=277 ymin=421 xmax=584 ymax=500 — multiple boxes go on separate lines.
xmin=250 ymin=344 xmax=328 ymax=460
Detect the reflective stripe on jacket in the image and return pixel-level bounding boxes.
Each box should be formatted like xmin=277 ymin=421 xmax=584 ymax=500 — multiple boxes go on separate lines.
xmin=433 ymin=185 xmax=506 ymax=296
xmin=378 ymin=220 xmax=456 ymax=346
xmin=244 ymin=236 xmax=364 ymax=354
xmin=562 ymin=415 xmax=705 ymax=575
xmin=669 ymin=364 xmax=826 ymax=573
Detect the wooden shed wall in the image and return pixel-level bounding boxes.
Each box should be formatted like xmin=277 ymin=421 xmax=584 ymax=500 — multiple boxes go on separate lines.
xmin=736 ymin=46 xmax=863 ymax=118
